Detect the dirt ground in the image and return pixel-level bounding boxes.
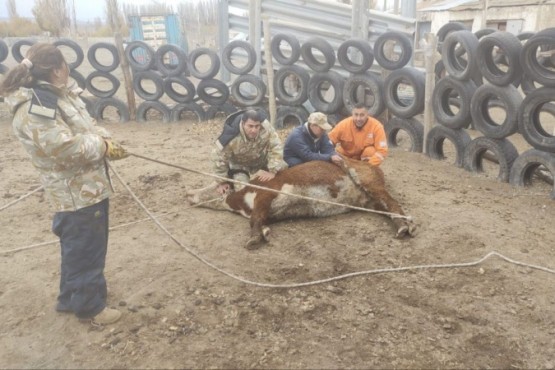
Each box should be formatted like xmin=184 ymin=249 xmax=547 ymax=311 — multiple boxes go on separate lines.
xmin=1 ymin=114 xmax=555 ymax=368
xmin=1 ymin=33 xmax=555 ymax=369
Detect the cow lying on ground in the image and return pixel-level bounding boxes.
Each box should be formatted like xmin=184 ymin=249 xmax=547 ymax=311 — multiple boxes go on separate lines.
xmin=186 ymin=157 xmax=415 ymax=249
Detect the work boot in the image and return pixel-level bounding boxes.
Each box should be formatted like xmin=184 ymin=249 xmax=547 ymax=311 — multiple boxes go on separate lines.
xmin=91 ymin=307 xmax=121 ymax=325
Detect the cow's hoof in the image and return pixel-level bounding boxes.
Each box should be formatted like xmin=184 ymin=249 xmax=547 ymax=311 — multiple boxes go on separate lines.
xmin=396 ymin=223 xmax=416 ymax=238
xmin=262 ymin=226 xmax=271 ymax=241
xmin=409 ymin=223 xmax=417 ymax=236
xmin=245 ymin=236 xmax=264 ymax=250
xmin=186 ymin=195 xmax=198 ymax=205
xmin=185 ymin=189 xmax=199 ymax=205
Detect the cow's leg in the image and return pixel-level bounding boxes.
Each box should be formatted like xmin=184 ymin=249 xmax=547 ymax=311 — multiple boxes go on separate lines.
xmin=365 ymin=187 xmax=415 ymax=238
xmin=345 ymin=163 xmax=415 ymax=238
xmin=353 ymin=171 xmax=414 ymax=237
xmin=245 ymin=193 xmax=275 ymax=250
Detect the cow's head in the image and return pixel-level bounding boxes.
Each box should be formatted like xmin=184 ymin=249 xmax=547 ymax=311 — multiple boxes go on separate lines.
xmin=185 ymin=183 xmax=232 ymax=212
xmin=185 ymin=183 xmax=254 ymax=218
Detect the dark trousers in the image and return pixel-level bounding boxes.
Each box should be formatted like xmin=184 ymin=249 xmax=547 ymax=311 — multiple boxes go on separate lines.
xmin=52 ymin=198 xmax=109 ymax=319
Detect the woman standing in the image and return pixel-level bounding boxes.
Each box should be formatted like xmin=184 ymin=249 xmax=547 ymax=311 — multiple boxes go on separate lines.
xmin=0 ymin=43 xmax=127 ymax=325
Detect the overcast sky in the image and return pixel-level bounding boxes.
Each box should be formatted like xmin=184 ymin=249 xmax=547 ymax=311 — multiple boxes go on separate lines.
xmin=0 ymin=0 xmax=196 ymax=22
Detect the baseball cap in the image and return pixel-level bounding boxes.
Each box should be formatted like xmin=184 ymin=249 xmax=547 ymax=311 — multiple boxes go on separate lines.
xmin=308 ymin=112 xmax=332 ymax=131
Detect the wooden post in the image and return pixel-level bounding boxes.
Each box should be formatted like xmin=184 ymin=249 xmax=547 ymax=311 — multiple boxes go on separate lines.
xmin=481 ymin=0 xmax=489 ymax=29
xmin=263 ymin=16 xmax=277 ymax=128
xmin=380 ymin=42 xmax=395 ymax=123
xmin=114 ymin=32 xmax=136 ymax=121
xmin=423 ymin=32 xmax=438 ymax=150
xmin=106 ymin=0 xmax=135 ymax=120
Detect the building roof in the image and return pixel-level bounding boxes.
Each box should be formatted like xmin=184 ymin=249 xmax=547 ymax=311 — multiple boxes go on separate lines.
xmin=418 ymin=0 xmax=555 ymax=12
xmin=418 ymin=0 xmax=473 ymax=12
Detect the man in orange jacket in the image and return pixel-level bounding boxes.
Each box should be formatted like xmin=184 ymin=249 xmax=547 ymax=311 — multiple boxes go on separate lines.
xmin=328 ymin=103 xmax=388 ymax=166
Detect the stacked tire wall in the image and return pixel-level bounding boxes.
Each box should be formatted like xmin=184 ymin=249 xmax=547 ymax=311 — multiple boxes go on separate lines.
xmin=428 ymin=24 xmax=555 ymax=199
xmin=0 ymin=32 xmax=553 ymax=199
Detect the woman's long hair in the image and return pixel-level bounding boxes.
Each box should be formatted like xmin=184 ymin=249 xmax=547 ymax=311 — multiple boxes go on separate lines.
xmin=0 ymin=43 xmax=66 ymax=96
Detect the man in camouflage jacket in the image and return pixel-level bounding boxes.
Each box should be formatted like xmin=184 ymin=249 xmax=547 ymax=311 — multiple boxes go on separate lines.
xmin=213 ymin=109 xmax=288 ymax=194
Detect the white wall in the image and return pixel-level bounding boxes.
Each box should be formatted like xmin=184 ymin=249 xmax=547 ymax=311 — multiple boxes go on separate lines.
xmin=421 ymin=4 xmax=555 ymax=35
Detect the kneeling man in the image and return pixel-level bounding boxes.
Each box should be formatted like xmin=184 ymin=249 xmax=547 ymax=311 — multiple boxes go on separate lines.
xmin=213 ymin=109 xmax=288 ymax=195
xmin=283 ymin=112 xmax=343 ymax=167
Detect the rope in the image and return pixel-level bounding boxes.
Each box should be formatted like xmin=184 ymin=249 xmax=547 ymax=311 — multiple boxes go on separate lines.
xmin=0 ymin=185 xmax=43 ymax=212
xmin=3 ymin=159 xmax=554 ymax=289
xmin=107 ymin=162 xmax=555 ymax=289
xmin=0 ymin=199 xmax=220 ymax=256
xmin=129 ymin=152 xmax=411 ymax=220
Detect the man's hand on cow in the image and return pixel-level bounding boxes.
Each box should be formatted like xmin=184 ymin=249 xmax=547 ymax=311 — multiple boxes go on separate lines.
xmin=331 ymin=154 xmax=343 ymax=165
xmin=253 ymin=170 xmax=275 ymax=182
xmin=217 ymin=183 xmax=231 ymax=195
xmin=361 ymin=156 xmax=375 ymax=165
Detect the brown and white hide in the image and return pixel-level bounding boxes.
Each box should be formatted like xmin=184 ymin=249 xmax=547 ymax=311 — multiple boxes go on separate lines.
xmin=186 ymin=157 xmax=415 ymax=249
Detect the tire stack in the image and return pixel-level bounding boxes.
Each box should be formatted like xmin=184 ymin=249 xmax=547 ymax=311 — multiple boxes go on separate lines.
xmin=373 ymin=32 xmax=425 ymax=153
xmin=155 ymin=43 xmax=206 ymax=124
xmin=268 ymin=32 xmax=413 ymax=133
xmin=124 ymin=40 xmax=230 ymax=124
xmin=188 ymin=46 xmax=233 ymax=121
xmin=425 ymin=25 xmax=555 ymax=198
xmin=55 ymin=38 xmax=130 ymax=123
xmin=127 ymin=40 xmax=172 ymax=123
xmin=465 ymin=30 xmax=523 ymax=182
xmin=338 ymin=37 xmax=379 ymax=128
xmin=271 ymin=33 xmax=311 ymax=129
xmin=302 ymin=36 xmax=344 ymax=124
xmin=223 ymin=40 xmax=267 ymax=118
xmin=512 ymin=28 xmax=555 ymax=198
xmin=427 ymin=29 xmax=478 ymax=167
xmin=86 ymin=41 xmax=129 ymax=123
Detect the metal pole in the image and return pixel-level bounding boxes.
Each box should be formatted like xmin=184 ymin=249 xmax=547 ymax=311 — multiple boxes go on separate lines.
xmin=351 ymin=0 xmax=362 ymax=38
xmin=218 ymin=0 xmax=230 ymax=83
xmin=401 ymin=0 xmax=417 ymax=18
xmin=423 ymin=32 xmax=438 ymax=150
xmin=72 ymin=0 xmax=77 ymax=36
xmin=263 ymin=16 xmax=277 ymax=128
xmin=253 ymin=0 xmax=262 ymax=78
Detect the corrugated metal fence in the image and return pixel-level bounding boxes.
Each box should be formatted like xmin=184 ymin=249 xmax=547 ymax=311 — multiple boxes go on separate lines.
xmin=217 ymin=0 xmax=417 ymax=81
